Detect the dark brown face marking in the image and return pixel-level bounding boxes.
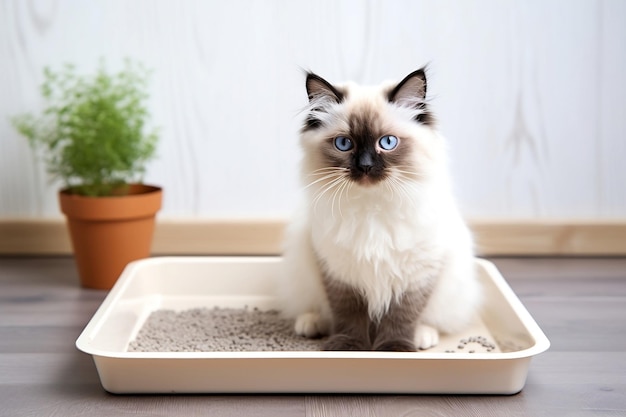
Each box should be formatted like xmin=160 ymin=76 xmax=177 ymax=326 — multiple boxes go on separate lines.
xmin=346 ymin=110 xmax=386 ymax=183
xmin=317 ymin=106 xmax=412 ymax=186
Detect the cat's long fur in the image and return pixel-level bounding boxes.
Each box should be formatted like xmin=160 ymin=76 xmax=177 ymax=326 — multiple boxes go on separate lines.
xmin=279 ymin=68 xmax=481 ymax=351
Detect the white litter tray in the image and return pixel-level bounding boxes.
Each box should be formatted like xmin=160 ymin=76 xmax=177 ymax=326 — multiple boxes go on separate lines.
xmin=76 ymin=256 xmax=549 ymax=394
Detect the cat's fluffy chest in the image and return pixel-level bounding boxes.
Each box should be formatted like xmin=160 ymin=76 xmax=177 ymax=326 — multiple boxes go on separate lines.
xmin=310 ymin=190 xmax=447 ymax=318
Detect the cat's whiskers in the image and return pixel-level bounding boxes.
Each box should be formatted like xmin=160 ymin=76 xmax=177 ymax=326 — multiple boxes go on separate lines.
xmin=308 ymin=167 xmax=348 ymax=176
xmin=304 ymin=173 xmax=343 ymax=190
xmin=311 ymin=174 xmax=349 ymax=216
xmin=388 ymin=166 xmax=422 ymax=207
xmin=383 ymin=178 xmax=396 ymax=202
xmin=304 ymin=167 xmax=349 ymax=192
xmin=393 ymin=166 xmax=422 ymax=181
xmin=330 ymin=179 xmax=343 ymax=219
xmin=313 ymin=184 xmax=338 ymax=216
xmin=330 ymin=175 xmax=353 ymax=220
xmin=387 ymin=175 xmax=418 ymax=208
xmin=385 ymin=176 xmax=404 ymax=205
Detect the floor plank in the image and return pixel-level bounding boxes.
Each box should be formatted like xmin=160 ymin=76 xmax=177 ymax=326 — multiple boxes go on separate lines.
xmin=489 ymin=257 xmax=626 ymax=280
xmin=0 ymin=384 xmax=305 ymax=417
xmin=521 ymin=299 xmax=626 ymax=351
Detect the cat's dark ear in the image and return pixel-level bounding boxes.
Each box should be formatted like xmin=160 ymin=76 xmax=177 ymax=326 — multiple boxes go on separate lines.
xmin=306 ymin=73 xmax=344 ymax=104
xmin=388 ymin=68 xmax=434 ymax=126
xmin=303 ymin=72 xmax=344 ymax=131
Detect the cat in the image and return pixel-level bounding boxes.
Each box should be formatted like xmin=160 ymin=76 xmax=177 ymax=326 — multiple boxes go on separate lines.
xmin=279 ymin=67 xmax=481 ymax=351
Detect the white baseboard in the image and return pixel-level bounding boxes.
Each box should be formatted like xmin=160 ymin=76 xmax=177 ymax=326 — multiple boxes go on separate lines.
xmin=1 ymin=218 xmax=626 ymax=256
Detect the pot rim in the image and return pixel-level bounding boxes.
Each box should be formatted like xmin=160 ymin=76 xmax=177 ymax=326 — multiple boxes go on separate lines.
xmin=59 ymin=184 xmax=162 ymax=221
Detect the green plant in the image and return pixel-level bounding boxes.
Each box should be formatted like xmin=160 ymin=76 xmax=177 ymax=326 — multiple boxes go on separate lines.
xmin=12 ymin=59 xmax=158 ymax=197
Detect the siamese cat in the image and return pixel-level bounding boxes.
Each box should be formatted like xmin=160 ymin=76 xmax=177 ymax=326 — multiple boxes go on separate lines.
xmin=280 ymin=68 xmax=481 ymax=351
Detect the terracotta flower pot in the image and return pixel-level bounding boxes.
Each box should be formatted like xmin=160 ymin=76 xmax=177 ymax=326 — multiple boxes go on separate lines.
xmin=59 ymin=184 xmax=162 ymax=290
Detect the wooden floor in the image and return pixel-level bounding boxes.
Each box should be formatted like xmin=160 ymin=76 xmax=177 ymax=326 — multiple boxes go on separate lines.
xmin=1 ymin=257 xmax=625 ymax=416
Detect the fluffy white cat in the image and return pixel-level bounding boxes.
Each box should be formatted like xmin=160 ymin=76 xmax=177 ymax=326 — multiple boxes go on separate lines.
xmin=279 ymin=68 xmax=481 ymax=351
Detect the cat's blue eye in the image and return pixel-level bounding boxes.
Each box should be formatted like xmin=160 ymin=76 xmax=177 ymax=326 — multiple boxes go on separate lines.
xmin=379 ymin=135 xmax=398 ymax=151
xmin=334 ymin=136 xmax=354 ymax=152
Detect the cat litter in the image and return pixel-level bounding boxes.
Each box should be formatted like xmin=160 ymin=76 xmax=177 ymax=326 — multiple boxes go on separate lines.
xmin=128 ymin=307 xmax=324 ymax=352
xmin=128 ymin=306 xmax=501 ymax=354
xmin=76 ymin=256 xmax=549 ymax=394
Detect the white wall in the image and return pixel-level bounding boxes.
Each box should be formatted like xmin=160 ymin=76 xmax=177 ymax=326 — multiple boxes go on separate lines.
xmin=1 ymin=0 xmax=624 ymax=219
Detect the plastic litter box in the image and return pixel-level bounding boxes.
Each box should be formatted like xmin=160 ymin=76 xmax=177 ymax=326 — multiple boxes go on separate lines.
xmin=76 ymin=256 xmax=549 ymax=394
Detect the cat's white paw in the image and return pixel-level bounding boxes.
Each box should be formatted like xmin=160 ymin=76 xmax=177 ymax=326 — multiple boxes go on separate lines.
xmin=294 ymin=312 xmax=329 ymax=338
xmin=415 ymin=324 xmax=439 ymax=350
